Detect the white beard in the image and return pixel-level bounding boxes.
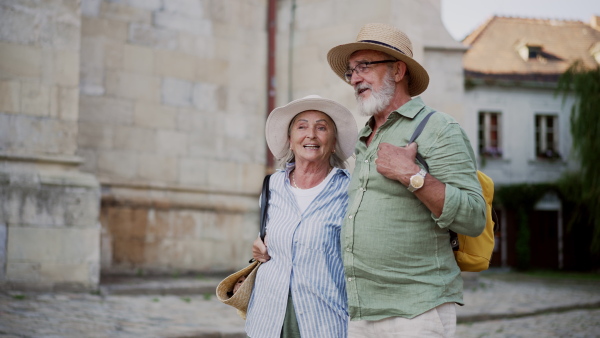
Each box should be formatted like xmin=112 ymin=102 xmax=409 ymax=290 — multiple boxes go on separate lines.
xmin=355 ymin=70 xmax=396 ymax=117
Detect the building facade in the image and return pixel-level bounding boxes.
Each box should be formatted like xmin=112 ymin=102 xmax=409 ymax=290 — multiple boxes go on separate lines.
xmin=0 ymin=0 xmax=100 ymax=290
xmin=1 ymin=0 xmax=465 ymax=290
xmin=462 ymin=16 xmax=600 ymax=269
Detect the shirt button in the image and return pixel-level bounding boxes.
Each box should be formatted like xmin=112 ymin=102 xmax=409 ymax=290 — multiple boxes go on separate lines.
xmin=348 ymin=277 xmax=352 ymax=282
xmin=346 ymin=248 xmax=351 ymax=252
xmin=348 ymin=215 xmax=353 ymax=219
xmin=364 ymin=160 xmax=369 ymax=163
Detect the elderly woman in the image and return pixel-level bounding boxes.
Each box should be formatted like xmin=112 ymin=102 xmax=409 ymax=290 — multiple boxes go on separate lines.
xmin=245 ymin=95 xmax=358 ymax=338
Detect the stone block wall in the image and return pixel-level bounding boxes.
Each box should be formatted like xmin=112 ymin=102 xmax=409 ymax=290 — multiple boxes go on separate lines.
xmin=0 ymin=0 xmax=80 ymax=156
xmin=0 ymin=0 xmax=101 ymax=290
xmin=77 ymin=0 xmax=269 ymax=274
xmin=1 ymin=0 xmax=464 ymax=282
xmin=0 ymin=169 xmax=100 ymax=290
xmin=83 ymin=0 xmax=460 ymax=275
xmin=275 ymin=0 xmax=466 ymax=127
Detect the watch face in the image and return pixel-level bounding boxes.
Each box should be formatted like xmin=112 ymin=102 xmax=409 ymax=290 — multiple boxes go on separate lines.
xmin=411 ymin=175 xmax=424 ymax=189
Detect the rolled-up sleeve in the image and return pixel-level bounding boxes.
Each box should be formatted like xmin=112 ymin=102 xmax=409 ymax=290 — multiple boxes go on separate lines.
xmin=426 ymin=120 xmax=486 ymax=237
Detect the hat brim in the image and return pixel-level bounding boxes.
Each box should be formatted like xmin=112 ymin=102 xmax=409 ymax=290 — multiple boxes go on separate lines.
xmin=327 ymin=41 xmax=429 ymax=97
xmin=266 ymin=96 xmax=358 ymax=160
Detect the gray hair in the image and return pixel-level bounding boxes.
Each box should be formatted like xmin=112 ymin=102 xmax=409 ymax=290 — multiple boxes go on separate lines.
xmin=276 ymin=112 xmax=348 ymax=169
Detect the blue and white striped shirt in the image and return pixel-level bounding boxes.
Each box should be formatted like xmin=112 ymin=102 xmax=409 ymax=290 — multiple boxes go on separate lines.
xmin=245 ymin=165 xmax=350 ymax=338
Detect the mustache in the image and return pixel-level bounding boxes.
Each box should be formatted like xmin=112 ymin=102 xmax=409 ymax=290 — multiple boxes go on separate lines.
xmin=354 ymin=83 xmax=371 ymax=97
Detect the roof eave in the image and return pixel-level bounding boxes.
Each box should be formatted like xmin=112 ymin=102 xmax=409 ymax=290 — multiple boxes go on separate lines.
xmin=464 ymin=71 xmax=560 ymax=89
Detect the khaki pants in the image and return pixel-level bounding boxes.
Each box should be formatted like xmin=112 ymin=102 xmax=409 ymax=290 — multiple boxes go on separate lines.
xmin=348 ymin=302 xmax=456 ymax=338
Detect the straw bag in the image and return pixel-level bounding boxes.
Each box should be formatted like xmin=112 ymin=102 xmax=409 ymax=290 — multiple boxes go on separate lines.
xmin=216 ymin=174 xmax=270 ymax=319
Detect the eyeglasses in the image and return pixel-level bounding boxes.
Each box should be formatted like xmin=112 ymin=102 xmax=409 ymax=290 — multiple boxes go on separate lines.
xmin=344 ymin=60 xmax=397 ymax=82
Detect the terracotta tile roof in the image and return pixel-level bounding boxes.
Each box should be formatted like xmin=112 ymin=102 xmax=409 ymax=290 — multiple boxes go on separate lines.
xmin=463 ymin=16 xmax=600 ymax=83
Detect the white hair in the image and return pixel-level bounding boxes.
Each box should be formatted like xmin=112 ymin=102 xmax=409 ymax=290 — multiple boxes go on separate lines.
xmin=356 ymin=66 xmax=396 ymax=117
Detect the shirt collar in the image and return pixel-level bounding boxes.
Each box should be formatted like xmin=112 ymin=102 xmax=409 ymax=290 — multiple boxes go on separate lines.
xmin=392 ymin=96 xmax=427 ymax=119
xmin=283 ymin=163 xmax=350 ymax=178
xmin=364 ymin=96 xmax=427 ymax=130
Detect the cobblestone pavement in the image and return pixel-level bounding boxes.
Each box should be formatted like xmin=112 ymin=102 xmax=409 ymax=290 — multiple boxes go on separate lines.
xmin=1 ymin=271 xmax=599 ymax=338
xmin=455 ymin=272 xmax=600 ymax=338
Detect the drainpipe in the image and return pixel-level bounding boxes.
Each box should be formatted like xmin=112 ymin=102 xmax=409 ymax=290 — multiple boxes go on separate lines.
xmin=266 ymin=0 xmax=277 ymax=170
xmin=288 ymin=0 xmax=296 ymax=102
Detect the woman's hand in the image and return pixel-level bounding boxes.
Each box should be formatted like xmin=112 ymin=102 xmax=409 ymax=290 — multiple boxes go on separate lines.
xmin=252 ymin=235 xmax=271 ymax=262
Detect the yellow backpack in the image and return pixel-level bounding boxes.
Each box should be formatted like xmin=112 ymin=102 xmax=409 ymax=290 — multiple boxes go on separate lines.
xmin=449 ymin=171 xmax=497 ymax=271
xmin=411 ymin=112 xmax=498 ymax=272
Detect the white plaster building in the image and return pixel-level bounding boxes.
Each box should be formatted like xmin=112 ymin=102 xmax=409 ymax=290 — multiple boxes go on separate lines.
xmin=461 ymin=16 xmax=600 ymax=269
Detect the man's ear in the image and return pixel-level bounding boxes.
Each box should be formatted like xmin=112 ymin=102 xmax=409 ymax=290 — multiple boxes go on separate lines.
xmin=394 ymin=61 xmax=408 ymax=82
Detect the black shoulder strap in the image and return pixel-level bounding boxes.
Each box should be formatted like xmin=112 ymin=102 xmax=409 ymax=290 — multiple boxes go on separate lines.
xmin=409 ymin=111 xmax=436 ymax=172
xmin=259 ymin=174 xmax=271 ymax=241
xmin=409 ymin=111 xmax=436 ymax=143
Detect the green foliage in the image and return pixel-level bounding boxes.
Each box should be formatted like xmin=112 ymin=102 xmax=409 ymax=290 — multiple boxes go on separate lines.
xmin=556 ymin=62 xmax=600 ymax=254
xmin=496 ymin=183 xmax=555 ymax=270
xmin=515 ymin=208 xmax=530 ymax=270
xmin=496 ymin=178 xmax=599 ymax=269
xmin=556 ymin=172 xmax=593 ymax=232
xmin=495 ymin=184 xmax=554 ymax=210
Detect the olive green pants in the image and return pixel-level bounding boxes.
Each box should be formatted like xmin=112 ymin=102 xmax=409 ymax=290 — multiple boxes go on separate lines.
xmin=247 ymin=293 xmax=300 ymax=338
xmin=281 ymin=293 xmax=301 ymax=338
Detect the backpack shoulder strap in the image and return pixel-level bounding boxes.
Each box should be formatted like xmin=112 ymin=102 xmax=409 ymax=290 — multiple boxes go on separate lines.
xmin=408 ymin=112 xmax=462 ymax=252
xmin=409 ymin=110 xmax=436 ymax=143
xmin=409 ymin=111 xmax=436 ymax=172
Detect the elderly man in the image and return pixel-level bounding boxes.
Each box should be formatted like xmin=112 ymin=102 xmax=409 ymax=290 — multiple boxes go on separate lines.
xmin=327 ymin=23 xmax=486 ymax=337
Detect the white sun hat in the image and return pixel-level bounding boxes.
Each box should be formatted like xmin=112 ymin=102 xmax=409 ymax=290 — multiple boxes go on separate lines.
xmin=265 ymin=95 xmax=358 ymax=160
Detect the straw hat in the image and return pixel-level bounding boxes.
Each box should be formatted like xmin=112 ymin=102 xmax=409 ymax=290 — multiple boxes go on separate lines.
xmin=327 ymin=23 xmax=429 ymax=97
xmin=265 ymin=95 xmax=358 ymax=160
xmin=215 ymin=260 xmax=261 ymax=320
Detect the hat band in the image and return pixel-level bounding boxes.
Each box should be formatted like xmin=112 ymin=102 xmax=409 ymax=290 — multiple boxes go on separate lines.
xmin=359 ymin=40 xmax=407 ymax=56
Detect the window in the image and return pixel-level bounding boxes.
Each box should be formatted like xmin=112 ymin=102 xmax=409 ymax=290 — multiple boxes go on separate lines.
xmin=591 ymin=42 xmax=600 ymax=64
xmin=478 ymin=112 xmax=502 ymax=158
xmin=535 ymin=114 xmax=560 ymax=160
xmin=528 ymin=46 xmax=542 ymax=59
xmin=516 ymin=40 xmax=544 ymax=62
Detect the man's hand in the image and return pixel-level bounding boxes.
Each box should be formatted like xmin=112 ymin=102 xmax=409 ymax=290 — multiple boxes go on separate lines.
xmin=375 ymin=142 xmax=421 ymax=185
xmin=252 ymin=235 xmax=270 ymax=262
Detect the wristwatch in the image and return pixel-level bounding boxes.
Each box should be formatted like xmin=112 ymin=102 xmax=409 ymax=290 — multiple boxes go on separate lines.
xmin=408 ymin=168 xmax=427 ymax=192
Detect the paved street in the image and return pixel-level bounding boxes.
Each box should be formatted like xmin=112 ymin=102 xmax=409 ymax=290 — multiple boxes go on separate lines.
xmin=455 ymin=272 xmax=600 ymax=338
xmin=1 ymin=271 xmax=599 ymax=337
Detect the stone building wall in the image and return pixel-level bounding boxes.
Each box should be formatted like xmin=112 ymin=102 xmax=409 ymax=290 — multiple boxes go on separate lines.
xmin=275 ymin=0 xmax=466 ymax=130
xmin=77 ymin=0 xmax=268 ymax=275
xmin=0 ymin=0 xmax=100 ymax=290
xmin=0 ymin=0 xmax=465 ymax=287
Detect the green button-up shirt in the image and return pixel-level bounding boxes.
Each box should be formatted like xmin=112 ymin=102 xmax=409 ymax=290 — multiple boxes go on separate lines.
xmin=342 ymin=97 xmax=486 ymax=321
